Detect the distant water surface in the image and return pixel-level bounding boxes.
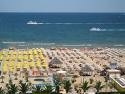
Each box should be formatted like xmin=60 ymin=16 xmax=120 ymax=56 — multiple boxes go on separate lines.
xmin=0 ymin=13 xmax=125 ymax=48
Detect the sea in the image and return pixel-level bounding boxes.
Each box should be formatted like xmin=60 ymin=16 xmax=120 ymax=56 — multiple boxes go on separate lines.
xmin=0 ymin=13 xmax=125 ymax=48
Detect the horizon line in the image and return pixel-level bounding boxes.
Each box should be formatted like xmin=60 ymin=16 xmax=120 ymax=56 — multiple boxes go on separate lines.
xmin=0 ymin=11 xmax=125 ymax=13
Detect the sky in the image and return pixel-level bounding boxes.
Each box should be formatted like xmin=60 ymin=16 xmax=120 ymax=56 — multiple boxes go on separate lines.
xmin=0 ymin=0 xmax=125 ymax=12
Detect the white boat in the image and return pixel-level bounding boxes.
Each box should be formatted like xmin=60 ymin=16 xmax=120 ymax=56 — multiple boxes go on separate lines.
xmin=27 ymin=21 xmax=43 ymax=25
xmin=27 ymin=21 xmax=38 ymax=24
xmin=90 ymin=27 xmax=101 ymax=31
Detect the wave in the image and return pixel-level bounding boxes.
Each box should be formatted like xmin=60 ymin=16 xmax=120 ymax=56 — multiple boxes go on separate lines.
xmin=18 ymin=45 xmax=26 ymax=47
xmin=32 ymin=43 xmax=55 ymax=45
xmin=2 ymin=41 xmax=26 ymax=44
xmin=17 ymin=43 xmax=92 ymax=47
xmin=90 ymin=27 xmax=125 ymax=32
xmin=113 ymin=44 xmax=125 ymax=47
xmin=1 ymin=42 xmax=92 ymax=47
xmin=1 ymin=42 xmax=125 ymax=48
xmin=1 ymin=41 xmax=56 ymax=45
xmin=61 ymin=44 xmax=92 ymax=47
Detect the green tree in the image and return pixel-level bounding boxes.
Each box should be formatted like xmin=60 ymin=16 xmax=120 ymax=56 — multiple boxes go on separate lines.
xmin=33 ymin=85 xmax=42 ymax=93
xmin=109 ymin=82 xmax=115 ymax=92
xmin=28 ymin=81 xmax=32 ymax=91
xmin=42 ymin=84 xmax=54 ymax=94
xmin=53 ymin=76 xmax=61 ymax=94
xmin=0 ymin=87 xmax=5 ymax=94
xmin=19 ymin=80 xmax=29 ymax=94
xmin=81 ymin=81 xmax=91 ymax=93
xmin=105 ymin=76 xmax=109 ymax=92
xmin=6 ymin=80 xmax=18 ymax=94
xmin=94 ymin=81 xmax=105 ymax=93
xmin=63 ymin=80 xmax=71 ymax=93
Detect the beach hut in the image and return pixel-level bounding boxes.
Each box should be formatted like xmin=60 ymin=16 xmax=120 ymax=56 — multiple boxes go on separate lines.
xmin=79 ymin=65 xmax=93 ymax=76
xmin=49 ymin=57 xmax=63 ymax=68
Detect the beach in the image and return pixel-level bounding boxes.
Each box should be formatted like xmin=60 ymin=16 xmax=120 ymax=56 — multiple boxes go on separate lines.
xmin=1 ymin=46 xmax=125 ymax=93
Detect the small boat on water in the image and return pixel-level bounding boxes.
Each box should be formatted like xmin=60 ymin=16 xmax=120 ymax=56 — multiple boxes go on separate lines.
xmin=90 ymin=27 xmax=101 ymax=31
xmin=27 ymin=21 xmax=38 ymax=24
xmin=27 ymin=21 xmax=43 ymax=25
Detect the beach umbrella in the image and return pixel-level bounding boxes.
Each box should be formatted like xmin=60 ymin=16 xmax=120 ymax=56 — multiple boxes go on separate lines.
xmin=2 ymin=65 xmax=7 ymax=72
xmin=16 ymin=62 xmax=21 ymax=69
xmin=30 ymin=62 xmax=35 ymax=67
xmin=9 ymin=67 xmax=14 ymax=72
xmin=36 ymin=61 xmax=41 ymax=67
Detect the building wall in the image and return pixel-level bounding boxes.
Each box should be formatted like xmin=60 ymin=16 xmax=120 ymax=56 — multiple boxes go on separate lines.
xmin=109 ymin=73 xmax=120 ymax=78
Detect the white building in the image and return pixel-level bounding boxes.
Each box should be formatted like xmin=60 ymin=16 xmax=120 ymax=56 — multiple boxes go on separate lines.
xmin=107 ymin=69 xmax=121 ymax=78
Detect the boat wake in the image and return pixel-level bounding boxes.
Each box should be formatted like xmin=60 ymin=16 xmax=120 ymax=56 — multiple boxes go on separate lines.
xmin=27 ymin=21 xmax=125 ymax=25
xmin=90 ymin=27 xmax=125 ymax=32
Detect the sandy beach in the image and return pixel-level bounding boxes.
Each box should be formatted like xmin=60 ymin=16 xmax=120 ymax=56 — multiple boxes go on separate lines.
xmin=0 ymin=47 xmax=125 ymax=93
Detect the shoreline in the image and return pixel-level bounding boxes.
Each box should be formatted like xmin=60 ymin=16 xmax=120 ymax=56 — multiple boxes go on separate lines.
xmin=1 ymin=42 xmax=125 ymax=49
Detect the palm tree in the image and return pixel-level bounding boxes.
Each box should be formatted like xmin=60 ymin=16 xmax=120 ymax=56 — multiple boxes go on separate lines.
xmin=104 ymin=76 xmax=109 ymax=92
xmin=6 ymin=80 xmax=18 ymax=94
xmin=81 ymin=81 xmax=91 ymax=93
xmin=63 ymin=80 xmax=71 ymax=93
xmin=28 ymin=81 xmax=32 ymax=91
xmin=53 ymin=76 xmax=61 ymax=94
xmin=1 ymin=75 xmax=4 ymax=83
xmin=14 ymin=73 xmax=18 ymax=80
xmin=94 ymin=81 xmax=105 ymax=93
xmin=0 ymin=87 xmax=5 ymax=94
xmin=33 ymin=85 xmax=42 ymax=93
xmin=19 ymin=80 xmax=29 ymax=94
xmin=42 ymin=84 xmax=54 ymax=94
xmin=109 ymin=82 xmax=115 ymax=92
